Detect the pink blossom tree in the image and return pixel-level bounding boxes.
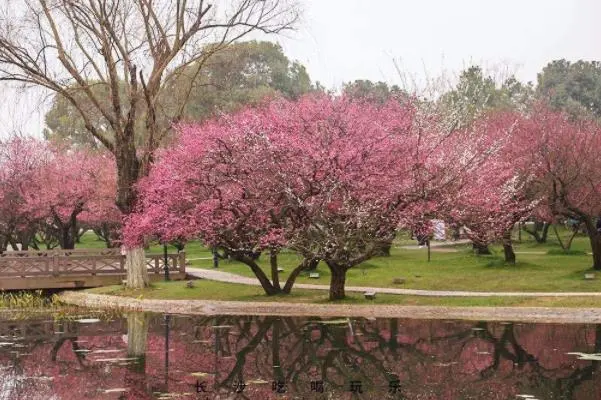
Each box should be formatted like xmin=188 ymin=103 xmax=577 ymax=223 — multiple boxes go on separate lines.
xmin=127 ymin=94 xmax=468 ymax=299
xmin=0 ymin=136 xmax=49 ymax=251
xmin=78 ymin=159 xmax=122 ymax=248
xmin=263 ymin=95 xmax=424 ymax=299
xmin=447 ymin=112 xmax=539 ymax=264
xmin=124 ymin=97 xmax=322 ymax=295
xmin=21 ymin=147 xmax=117 ymax=249
xmin=517 ymin=106 xmax=601 ymax=269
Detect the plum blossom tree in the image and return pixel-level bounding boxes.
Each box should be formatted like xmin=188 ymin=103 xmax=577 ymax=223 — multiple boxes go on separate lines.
xmin=78 ymin=163 xmax=122 ymax=249
xmin=126 ymin=94 xmax=471 ymax=299
xmin=0 ymin=137 xmax=49 ymax=251
xmin=21 ymin=148 xmax=117 ymax=249
xmin=0 ymin=0 xmax=299 ymax=288
xmin=262 ymin=96 xmax=424 ymax=299
xmin=447 ymin=112 xmax=539 ymax=264
xmin=518 ymin=106 xmax=601 ymax=269
xmin=124 ymin=106 xmax=308 ymax=294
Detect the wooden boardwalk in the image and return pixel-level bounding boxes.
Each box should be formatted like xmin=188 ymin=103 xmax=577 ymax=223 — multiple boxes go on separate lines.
xmin=0 ymin=249 xmax=186 ymax=290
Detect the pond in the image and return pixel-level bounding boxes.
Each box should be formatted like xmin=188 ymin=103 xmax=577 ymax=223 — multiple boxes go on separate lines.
xmin=0 ymin=313 xmax=599 ymax=399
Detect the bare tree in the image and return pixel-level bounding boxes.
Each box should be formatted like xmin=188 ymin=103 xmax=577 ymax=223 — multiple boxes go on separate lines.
xmin=0 ymin=0 xmax=299 ymax=287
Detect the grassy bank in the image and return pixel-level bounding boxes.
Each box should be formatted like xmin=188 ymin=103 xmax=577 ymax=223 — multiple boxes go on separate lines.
xmin=181 ymin=236 xmax=601 ymax=293
xmin=87 ymin=280 xmax=601 ymax=308
xmin=78 ymin=227 xmax=601 ymax=296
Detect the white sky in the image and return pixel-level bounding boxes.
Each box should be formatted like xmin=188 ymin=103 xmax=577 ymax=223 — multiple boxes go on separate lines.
xmin=1 ymin=0 xmax=600 ymax=138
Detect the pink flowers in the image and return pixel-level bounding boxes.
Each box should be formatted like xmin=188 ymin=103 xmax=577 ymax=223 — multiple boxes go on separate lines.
xmin=0 ymin=138 xmax=118 ymax=249
xmin=125 ymin=94 xmax=460 ymax=297
xmin=119 ymin=95 xmax=601 ymax=293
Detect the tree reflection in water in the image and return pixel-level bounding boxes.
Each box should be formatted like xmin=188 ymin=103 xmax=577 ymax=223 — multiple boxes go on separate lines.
xmin=0 ymin=315 xmax=599 ymax=399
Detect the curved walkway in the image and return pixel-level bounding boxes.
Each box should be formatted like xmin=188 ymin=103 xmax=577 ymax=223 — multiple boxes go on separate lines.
xmin=187 ymin=267 xmax=601 ymax=297
xmin=60 ymin=291 xmax=601 ymax=323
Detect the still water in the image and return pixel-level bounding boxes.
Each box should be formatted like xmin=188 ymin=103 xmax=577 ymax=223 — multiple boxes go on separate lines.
xmin=0 ymin=313 xmax=599 ymax=399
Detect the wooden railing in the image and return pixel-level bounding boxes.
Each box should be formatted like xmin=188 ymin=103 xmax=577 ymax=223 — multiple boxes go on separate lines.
xmin=0 ymin=318 xmax=126 ymax=340
xmin=0 ymin=249 xmax=185 ymax=278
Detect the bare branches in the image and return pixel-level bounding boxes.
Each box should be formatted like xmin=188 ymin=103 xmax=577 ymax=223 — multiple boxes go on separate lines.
xmin=0 ymin=0 xmax=299 ymax=162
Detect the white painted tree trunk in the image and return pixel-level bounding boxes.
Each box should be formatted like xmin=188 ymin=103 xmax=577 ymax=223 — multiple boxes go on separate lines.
xmin=125 ymin=247 xmax=149 ymax=288
xmin=126 ymin=312 xmax=149 ymax=355
xmin=126 ymin=312 xmax=148 ymax=372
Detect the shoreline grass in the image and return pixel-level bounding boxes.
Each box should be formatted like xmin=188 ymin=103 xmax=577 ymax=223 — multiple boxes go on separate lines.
xmin=77 ymin=227 xmax=601 ymax=306
xmin=86 ymin=280 xmax=601 ymax=308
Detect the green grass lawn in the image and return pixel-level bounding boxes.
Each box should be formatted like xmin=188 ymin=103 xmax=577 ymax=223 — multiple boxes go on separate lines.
xmin=78 ymin=227 xmax=601 ymax=294
xmin=87 ymin=280 xmax=601 ymax=308
xmin=184 ymin=236 xmax=600 ymax=293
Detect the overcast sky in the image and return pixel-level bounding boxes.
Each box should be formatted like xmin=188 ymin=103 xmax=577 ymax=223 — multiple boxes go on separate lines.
xmin=1 ymin=0 xmax=600 ymax=138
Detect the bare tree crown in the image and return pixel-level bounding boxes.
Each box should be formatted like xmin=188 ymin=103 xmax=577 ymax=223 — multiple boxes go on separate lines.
xmin=0 ymin=0 xmax=299 ymax=153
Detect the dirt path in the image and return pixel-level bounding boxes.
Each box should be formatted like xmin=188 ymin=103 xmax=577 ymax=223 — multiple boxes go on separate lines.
xmin=60 ymin=291 xmax=601 ymax=323
xmin=187 ymin=267 xmax=601 ymax=297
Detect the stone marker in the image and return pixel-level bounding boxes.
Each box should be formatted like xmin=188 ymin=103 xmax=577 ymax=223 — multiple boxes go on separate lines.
xmin=585 ymin=273 xmax=596 ymax=280
xmin=309 ymin=272 xmax=320 ymax=279
xmin=392 ymin=277 xmax=405 ymax=285
xmin=364 ymin=291 xmax=376 ymax=300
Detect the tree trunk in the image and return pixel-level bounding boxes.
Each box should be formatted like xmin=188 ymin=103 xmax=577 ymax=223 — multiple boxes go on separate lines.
xmin=553 ymin=224 xmax=579 ymax=251
xmin=376 ymin=240 xmax=392 ymax=256
xmin=540 ymin=222 xmax=550 ymax=243
xmin=114 ymin=137 xmax=147 ymax=289
xmin=502 ymin=231 xmax=516 ymax=265
xmin=374 ymin=230 xmax=395 ymax=256
xmin=126 ymin=247 xmax=149 ymax=288
xmin=234 ymin=254 xmax=279 ymax=295
xmin=58 ymin=225 xmax=75 ymax=249
xmin=522 ymin=221 xmax=549 ymax=243
xmin=269 ymin=249 xmax=281 ymax=291
xmin=327 ymin=263 xmax=347 ymax=300
xmin=594 ymin=325 xmax=601 ymax=372
xmin=272 ymin=319 xmax=284 ymax=384
xmin=282 ymin=259 xmax=314 ymax=294
xmin=306 ymin=258 xmax=319 ymax=271
xmin=590 ymin=233 xmax=601 ymax=271
xmin=126 ymin=312 xmax=148 ymax=373
xmin=75 ymin=227 xmax=85 ymax=243
xmin=55 ymin=210 xmax=79 ymax=249
xmin=388 ymin=319 xmax=399 ymax=359
xmin=472 ymin=241 xmax=491 ymax=255
xmin=94 ymin=225 xmax=118 ymax=248
xmin=16 ymin=229 xmax=35 ymax=250
xmin=581 ymin=216 xmax=601 ymax=270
